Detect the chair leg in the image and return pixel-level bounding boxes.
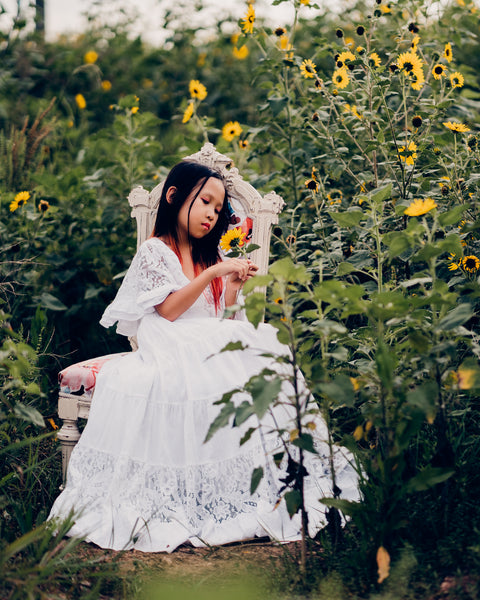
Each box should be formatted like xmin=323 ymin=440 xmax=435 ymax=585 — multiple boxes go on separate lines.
xmin=57 ymin=392 xmax=82 ymax=488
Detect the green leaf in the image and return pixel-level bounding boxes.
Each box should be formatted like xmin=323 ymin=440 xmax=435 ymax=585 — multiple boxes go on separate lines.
xmin=370 ymin=183 xmax=392 ymax=204
xmin=406 ymin=467 xmax=454 ymax=492
xmin=383 ymin=232 xmax=412 ymax=258
xmin=435 ymin=303 xmax=474 ymax=331
xmin=292 ymin=433 xmax=318 ymax=454
xmin=240 ymin=427 xmax=256 ymax=446
xmin=319 ymin=497 xmax=363 ymax=518
xmin=317 ymin=374 xmax=355 ymax=408
xmin=245 ymin=292 xmax=266 ymax=328
xmin=219 ymin=341 xmax=247 ymax=353
xmin=407 ymin=382 xmax=437 ymax=423
xmin=234 ymin=401 xmax=255 ymax=426
xmin=337 ymin=262 xmax=356 ymax=276
xmin=250 ymin=466 xmax=264 ymax=494
xmin=13 ymin=402 xmax=44 ymax=427
xmin=269 ymin=257 xmax=310 ymax=284
xmin=284 ymin=489 xmax=302 ymax=517
xmin=246 ymin=375 xmax=282 ymax=419
xmin=375 ymin=342 xmax=396 ymax=391
xmin=204 ymin=403 xmax=235 ymax=442
xmin=39 ymin=293 xmax=67 ymax=311
xmin=438 ymin=204 xmax=469 ymax=226
xmin=268 ymin=96 xmax=289 ymax=116
xmin=243 ymin=275 xmax=272 ymax=294
xmin=328 ymin=210 xmax=365 ymax=228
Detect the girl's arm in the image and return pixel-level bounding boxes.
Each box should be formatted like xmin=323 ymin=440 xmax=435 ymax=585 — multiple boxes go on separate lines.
xmin=155 ymin=258 xmax=255 ymax=321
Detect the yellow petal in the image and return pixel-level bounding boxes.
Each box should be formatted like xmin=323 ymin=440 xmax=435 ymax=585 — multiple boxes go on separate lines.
xmin=353 ymin=425 xmax=364 ymax=441
xmin=377 ymin=546 xmax=390 ymax=584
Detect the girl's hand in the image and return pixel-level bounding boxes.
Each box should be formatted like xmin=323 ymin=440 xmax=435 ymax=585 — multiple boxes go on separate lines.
xmin=213 ymin=258 xmax=258 ymax=286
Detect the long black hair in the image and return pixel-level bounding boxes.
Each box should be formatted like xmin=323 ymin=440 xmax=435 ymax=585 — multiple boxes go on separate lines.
xmin=152 ymin=161 xmax=230 ymax=268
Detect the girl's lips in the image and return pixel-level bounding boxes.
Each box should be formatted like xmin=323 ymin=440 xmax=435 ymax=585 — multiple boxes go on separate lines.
xmin=201 ymin=222 xmax=211 ymax=230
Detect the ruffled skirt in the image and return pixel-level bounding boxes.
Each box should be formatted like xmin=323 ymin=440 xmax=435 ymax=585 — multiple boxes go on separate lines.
xmin=49 ymin=314 xmax=358 ymax=552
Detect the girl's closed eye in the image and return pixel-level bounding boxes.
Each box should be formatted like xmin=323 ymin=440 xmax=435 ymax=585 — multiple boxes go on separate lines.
xmin=203 ymin=198 xmax=220 ymax=214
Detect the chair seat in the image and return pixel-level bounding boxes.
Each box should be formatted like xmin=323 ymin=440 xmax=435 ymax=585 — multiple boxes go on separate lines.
xmin=58 ymin=353 xmax=128 ymax=397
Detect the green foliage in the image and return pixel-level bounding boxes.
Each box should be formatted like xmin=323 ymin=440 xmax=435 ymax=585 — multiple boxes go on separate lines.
xmin=1 ymin=0 xmax=480 ymax=596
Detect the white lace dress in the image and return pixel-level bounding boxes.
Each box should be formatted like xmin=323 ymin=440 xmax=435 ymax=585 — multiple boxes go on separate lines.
xmin=49 ymin=238 xmax=358 ymax=552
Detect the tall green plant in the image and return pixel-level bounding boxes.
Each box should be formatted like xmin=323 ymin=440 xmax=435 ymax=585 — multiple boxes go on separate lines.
xmin=219 ymin=0 xmax=480 ymax=590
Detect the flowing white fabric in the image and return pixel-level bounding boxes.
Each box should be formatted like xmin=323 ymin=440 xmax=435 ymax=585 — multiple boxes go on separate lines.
xmin=49 ymin=238 xmax=358 ymax=552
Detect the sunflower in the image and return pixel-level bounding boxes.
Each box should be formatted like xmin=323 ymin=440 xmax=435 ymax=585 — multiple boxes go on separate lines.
xmin=369 ymin=52 xmax=381 ymax=68
xmin=395 ymin=50 xmax=424 ymax=90
xmin=220 ymin=227 xmax=247 ymax=252
xmin=398 ymin=141 xmax=418 ymax=165
xmin=396 ymin=50 xmax=423 ymax=76
xmin=233 ymin=45 xmax=249 ymax=59
xmin=438 ymin=176 xmax=451 ymax=193
xmin=332 ymin=66 xmax=350 ymax=89
xmin=444 ymin=42 xmax=453 ymax=63
xmin=75 ymin=94 xmax=86 ymax=110
xmin=411 ymin=68 xmax=425 ymax=91
xmin=412 ymin=115 xmax=423 ymax=128
xmin=222 ymin=121 xmax=243 ymax=142
xmin=467 ymin=135 xmax=479 ymax=152
xmin=300 ymin=59 xmax=317 ymax=78
xmin=305 ymin=178 xmax=319 ymax=192
xmin=84 ymin=50 xmax=98 ymax=64
xmin=448 ymin=261 xmax=460 ymax=271
xmin=327 ymin=189 xmax=343 ymax=204
xmin=101 ymin=80 xmax=112 ymax=91
xmin=279 ymin=34 xmax=290 ymax=50
xmin=404 ymin=197 xmax=437 ymax=216
xmin=336 ymin=50 xmax=355 ymax=67
xmin=189 ymin=80 xmax=207 ymax=100
xmin=411 ymin=35 xmax=420 ymax=51
xmin=457 ymin=367 xmax=476 ymax=390
xmin=449 ymin=71 xmax=464 ymax=89
xmin=9 ymin=190 xmax=30 ymax=212
xmin=241 ymin=3 xmax=255 ymax=35
xmin=182 ymin=102 xmax=194 ymax=124
xmin=239 ymin=139 xmax=249 ymax=149
xmin=432 ymin=64 xmax=447 ymax=80
xmin=462 ymin=255 xmax=480 ymax=273
xmin=38 ymin=199 xmax=50 ymax=212
xmin=344 ymin=103 xmax=362 ymax=119
xmin=443 ymin=121 xmax=471 ymax=133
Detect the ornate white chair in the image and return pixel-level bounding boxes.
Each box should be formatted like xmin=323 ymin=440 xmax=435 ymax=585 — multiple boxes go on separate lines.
xmin=57 ymin=142 xmax=285 ymax=485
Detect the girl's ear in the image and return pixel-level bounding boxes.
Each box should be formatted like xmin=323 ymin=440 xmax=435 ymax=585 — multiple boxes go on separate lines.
xmin=166 ymin=186 xmax=177 ymax=204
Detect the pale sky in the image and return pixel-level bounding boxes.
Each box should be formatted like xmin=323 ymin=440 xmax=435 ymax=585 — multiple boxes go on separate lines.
xmin=1 ymin=0 xmax=320 ymax=45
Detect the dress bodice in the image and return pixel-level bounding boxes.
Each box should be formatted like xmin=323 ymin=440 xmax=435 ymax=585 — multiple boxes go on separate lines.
xmin=100 ymin=238 xmax=223 ymax=337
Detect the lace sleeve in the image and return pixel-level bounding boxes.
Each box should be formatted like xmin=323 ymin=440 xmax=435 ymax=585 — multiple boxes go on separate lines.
xmin=100 ymin=239 xmax=183 ymax=337
xmin=136 ymin=240 xmax=182 ymax=310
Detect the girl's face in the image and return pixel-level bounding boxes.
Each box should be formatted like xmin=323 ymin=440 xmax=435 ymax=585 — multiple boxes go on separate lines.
xmin=176 ymin=177 xmax=225 ymax=240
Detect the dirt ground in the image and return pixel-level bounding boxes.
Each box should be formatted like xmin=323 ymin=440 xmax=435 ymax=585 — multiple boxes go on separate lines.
xmin=74 ymin=538 xmax=301 ymax=599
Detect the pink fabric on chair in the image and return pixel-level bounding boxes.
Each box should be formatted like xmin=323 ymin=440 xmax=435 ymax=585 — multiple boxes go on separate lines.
xmin=58 ymin=353 xmax=128 ymax=397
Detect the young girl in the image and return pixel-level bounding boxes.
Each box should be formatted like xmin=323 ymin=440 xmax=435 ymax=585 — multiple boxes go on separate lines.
xmin=49 ymin=161 xmax=358 ymax=552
